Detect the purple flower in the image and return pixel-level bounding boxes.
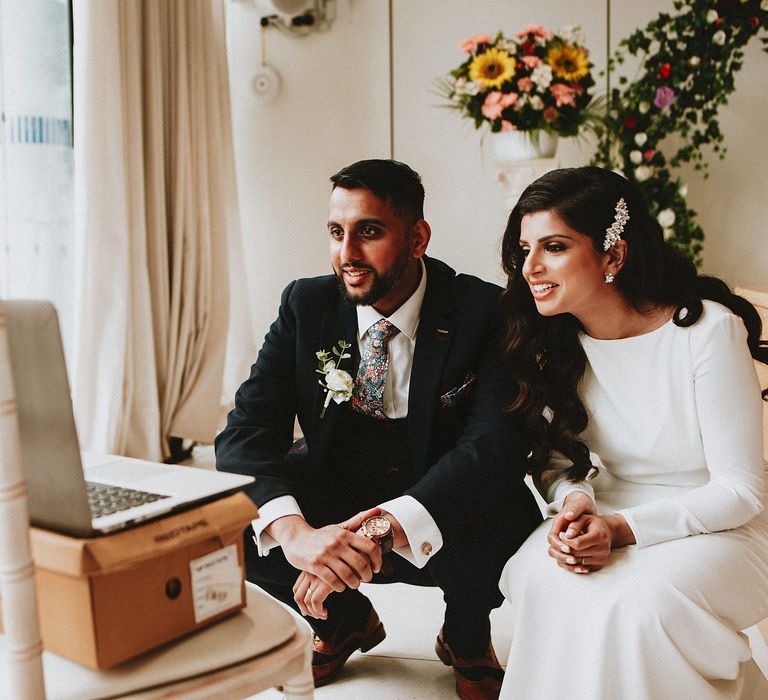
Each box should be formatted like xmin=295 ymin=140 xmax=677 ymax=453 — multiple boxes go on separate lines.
xmin=654 ymin=86 xmax=676 ymax=110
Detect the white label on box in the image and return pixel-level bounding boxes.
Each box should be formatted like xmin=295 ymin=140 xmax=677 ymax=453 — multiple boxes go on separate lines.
xmin=189 ymin=544 xmax=243 ymax=623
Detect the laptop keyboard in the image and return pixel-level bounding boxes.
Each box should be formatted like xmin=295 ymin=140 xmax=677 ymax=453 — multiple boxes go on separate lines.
xmin=86 ymin=481 xmax=169 ymax=518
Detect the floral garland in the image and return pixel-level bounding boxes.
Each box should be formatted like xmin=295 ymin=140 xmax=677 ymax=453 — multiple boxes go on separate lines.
xmin=593 ymin=0 xmax=768 ymax=263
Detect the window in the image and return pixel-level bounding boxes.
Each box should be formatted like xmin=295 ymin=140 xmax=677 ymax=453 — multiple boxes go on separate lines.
xmin=0 ymin=0 xmax=74 ymax=345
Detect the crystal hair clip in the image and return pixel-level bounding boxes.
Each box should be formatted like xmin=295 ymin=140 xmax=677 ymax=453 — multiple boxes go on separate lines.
xmin=603 ymin=197 xmax=630 ymax=251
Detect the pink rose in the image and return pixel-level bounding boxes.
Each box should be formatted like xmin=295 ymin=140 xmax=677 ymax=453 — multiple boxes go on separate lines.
xmin=549 ymin=83 xmax=578 ymax=107
xmin=481 ymin=92 xmax=505 ymax=120
xmin=520 ymin=55 xmax=542 ymax=69
xmin=516 ymin=24 xmax=553 ymax=41
xmin=501 ymin=93 xmax=518 ymax=109
xmin=481 ymin=91 xmax=518 ymax=120
xmin=517 ymin=77 xmax=533 ymax=92
xmin=458 ymin=34 xmax=492 ymax=52
xmin=654 ymin=85 xmax=676 ymax=109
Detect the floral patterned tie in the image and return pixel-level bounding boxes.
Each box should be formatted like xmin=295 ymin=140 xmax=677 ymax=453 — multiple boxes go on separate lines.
xmin=351 ymin=319 xmax=400 ymax=419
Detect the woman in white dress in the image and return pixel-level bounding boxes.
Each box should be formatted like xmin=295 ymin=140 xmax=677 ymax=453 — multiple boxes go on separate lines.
xmin=497 ymin=166 xmax=768 ymax=699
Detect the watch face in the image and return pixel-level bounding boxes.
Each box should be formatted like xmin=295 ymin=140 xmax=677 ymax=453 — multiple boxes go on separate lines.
xmin=363 ymin=515 xmax=391 ymax=537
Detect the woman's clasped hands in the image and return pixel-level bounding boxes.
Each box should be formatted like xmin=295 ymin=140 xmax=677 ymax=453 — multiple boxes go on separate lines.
xmin=547 ymin=491 xmax=634 ymax=574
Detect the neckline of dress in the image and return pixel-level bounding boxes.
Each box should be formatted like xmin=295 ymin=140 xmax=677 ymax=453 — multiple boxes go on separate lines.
xmin=580 ymin=316 xmax=675 ymax=344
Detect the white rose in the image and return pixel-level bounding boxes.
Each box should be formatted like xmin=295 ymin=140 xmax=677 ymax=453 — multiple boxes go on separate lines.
xmin=634 ymin=132 xmax=648 ymax=147
xmin=706 ymin=9 xmax=718 ymax=23
xmin=657 ymin=208 xmax=676 ymax=228
xmin=689 ymin=56 xmax=701 ymax=67
xmin=679 ymin=183 xmax=688 ymax=197
xmin=634 ymin=165 xmax=653 ymax=182
xmin=531 ymin=64 xmax=553 ymax=90
xmin=530 ymin=95 xmax=544 ymax=110
xmin=454 ymin=77 xmax=480 ymax=96
xmin=629 ymin=150 xmax=643 ymax=165
xmin=663 ymin=227 xmax=675 ymax=241
xmin=325 ymin=368 xmax=353 ymax=402
xmin=713 ymin=30 xmax=726 ymax=45
xmin=638 ymin=101 xmax=650 ymax=114
xmin=761 ymin=0 xmax=768 ymax=8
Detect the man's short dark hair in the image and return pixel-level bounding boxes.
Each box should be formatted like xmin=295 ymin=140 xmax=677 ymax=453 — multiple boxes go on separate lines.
xmin=330 ymin=159 xmax=425 ymax=224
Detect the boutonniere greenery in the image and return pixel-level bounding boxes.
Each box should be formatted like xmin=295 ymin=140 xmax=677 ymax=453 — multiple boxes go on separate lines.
xmin=316 ymin=340 xmax=353 ymax=418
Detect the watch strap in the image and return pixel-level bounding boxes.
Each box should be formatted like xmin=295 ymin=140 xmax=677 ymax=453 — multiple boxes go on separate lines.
xmin=377 ymin=531 xmax=394 ymax=555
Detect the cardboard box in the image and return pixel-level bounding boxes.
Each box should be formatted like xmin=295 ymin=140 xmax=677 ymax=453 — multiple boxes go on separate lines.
xmin=23 ymin=492 xmax=257 ymax=669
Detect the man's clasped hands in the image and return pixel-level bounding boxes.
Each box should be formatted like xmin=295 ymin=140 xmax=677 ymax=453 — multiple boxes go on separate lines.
xmin=266 ymin=506 xmax=389 ymax=620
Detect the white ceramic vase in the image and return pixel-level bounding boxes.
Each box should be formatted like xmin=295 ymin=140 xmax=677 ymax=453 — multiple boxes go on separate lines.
xmin=492 ymin=130 xmax=558 ymax=162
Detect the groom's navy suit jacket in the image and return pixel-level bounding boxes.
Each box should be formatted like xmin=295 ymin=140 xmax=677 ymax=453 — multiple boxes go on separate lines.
xmin=216 ymin=256 xmax=541 ymax=541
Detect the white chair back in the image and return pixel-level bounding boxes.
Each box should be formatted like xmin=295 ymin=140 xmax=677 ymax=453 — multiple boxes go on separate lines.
xmin=0 ymin=305 xmax=46 ymax=699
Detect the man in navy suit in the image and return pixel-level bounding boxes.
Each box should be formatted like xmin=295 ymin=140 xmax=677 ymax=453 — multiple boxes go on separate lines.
xmin=216 ymin=159 xmax=540 ymax=699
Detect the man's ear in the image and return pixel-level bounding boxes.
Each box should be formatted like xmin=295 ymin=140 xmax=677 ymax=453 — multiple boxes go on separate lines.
xmin=411 ymin=219 xmax=431 ymax=258
xmin=605 ymin=239 xmax=627 ymax=276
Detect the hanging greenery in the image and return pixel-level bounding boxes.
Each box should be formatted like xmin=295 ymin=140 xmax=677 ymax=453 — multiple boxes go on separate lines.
xmin=593 ymin=0 xmax=768 ymax=264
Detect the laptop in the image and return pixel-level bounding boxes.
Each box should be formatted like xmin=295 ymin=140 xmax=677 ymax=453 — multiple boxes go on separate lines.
xmin=2 ymin=299 xmax=254 ymax=537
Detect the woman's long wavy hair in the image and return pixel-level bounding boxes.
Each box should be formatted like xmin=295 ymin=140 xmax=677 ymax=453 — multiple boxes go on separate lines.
xmin=500 ymin=166 xmax=768 ymax=482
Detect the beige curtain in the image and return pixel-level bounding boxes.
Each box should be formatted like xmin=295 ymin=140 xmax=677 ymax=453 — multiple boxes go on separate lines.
xmin=72 ymin=0 xmax=255 ymax=461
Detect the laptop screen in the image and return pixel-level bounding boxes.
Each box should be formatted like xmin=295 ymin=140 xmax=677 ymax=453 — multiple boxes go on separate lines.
xmin=4 ymin=300 xmax=95 ymax=533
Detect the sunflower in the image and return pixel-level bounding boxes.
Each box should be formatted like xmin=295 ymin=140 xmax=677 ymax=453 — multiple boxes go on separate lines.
xmin=468 ymin=48 xmax=516 ymax=89
xmin=546 ymin=44 xmax=590 ymax=82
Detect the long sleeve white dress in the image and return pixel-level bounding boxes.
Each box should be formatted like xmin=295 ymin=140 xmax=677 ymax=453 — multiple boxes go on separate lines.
xmin=499 ymin=300 xmax=768 ymax=699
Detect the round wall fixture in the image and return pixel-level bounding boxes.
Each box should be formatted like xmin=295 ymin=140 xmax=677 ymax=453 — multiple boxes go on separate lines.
xmin=255 ymin=0 xmax=312 ymax=15
xmin=252 ymin=65 xmax=280 ymax=103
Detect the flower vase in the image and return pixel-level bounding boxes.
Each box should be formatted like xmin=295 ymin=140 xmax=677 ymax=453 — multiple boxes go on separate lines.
xmin=492 ymin=131 xmax=558 ymax=162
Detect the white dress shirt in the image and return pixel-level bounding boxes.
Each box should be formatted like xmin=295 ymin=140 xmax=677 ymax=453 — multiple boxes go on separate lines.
xmin=252 ymin=259 xmax=443 ymax=568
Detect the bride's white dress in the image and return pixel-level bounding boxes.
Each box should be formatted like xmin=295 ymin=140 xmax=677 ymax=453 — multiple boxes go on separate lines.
xmin=500 ymin=301 xmax=768 ymax=699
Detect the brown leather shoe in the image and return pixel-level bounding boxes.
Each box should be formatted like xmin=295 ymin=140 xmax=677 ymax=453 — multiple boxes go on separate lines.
xmin=435 ymin=629 xmax=504 ymax=700
xmin=311 ymin=607 xmax=386 ymax=687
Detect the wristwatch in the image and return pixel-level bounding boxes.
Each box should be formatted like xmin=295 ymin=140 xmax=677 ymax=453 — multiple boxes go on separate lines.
xmin=360 ymin=514 xmax=394 ymax=554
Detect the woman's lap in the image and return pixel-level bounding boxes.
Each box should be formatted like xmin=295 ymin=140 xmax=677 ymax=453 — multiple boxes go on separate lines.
xmin=499 ymin=514 xmax=768 ymax=698
xmin=502 ymin=514 xmax=768 ymax=629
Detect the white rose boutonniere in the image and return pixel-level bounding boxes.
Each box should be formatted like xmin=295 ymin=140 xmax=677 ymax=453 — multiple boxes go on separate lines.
xmin=316 ymin=340 xmax=353 ymax=418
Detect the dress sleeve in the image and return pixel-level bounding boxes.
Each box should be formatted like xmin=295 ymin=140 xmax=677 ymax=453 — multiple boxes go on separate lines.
xmin=618 ymin=312 xmax=766 ymax=548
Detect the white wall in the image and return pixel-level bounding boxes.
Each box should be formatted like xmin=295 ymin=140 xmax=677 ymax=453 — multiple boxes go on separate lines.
xmin=227 ymin=0 xmax=768 ymax=346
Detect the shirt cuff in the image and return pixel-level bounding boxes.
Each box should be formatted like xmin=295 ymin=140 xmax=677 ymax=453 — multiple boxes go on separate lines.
xmin=379 ymin=495 xmax=442 ymax=568
xmin=251 ymin=495 xmax=304 ymax=556
xmin=546 ymin=481 xmax=596 ymax=517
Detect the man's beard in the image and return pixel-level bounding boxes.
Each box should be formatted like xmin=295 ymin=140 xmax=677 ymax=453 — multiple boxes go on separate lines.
xmin=335 ymin=251 xmax=411 ymax=307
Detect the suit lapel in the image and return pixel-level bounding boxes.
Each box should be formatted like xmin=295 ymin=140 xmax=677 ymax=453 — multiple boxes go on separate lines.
xmin=407 ymin=259 xmax=455 ymax=471
xmin=311 ymin=296 xmax=359 ymax=446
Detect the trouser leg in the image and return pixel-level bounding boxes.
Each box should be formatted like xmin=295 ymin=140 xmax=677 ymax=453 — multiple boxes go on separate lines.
xmin=426 ymin=505 xmax=540 ymax=657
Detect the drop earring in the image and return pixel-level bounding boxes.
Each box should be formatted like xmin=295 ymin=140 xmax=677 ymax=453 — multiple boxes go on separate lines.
xmin=604 ymin=272 xmax=615 ymax=284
